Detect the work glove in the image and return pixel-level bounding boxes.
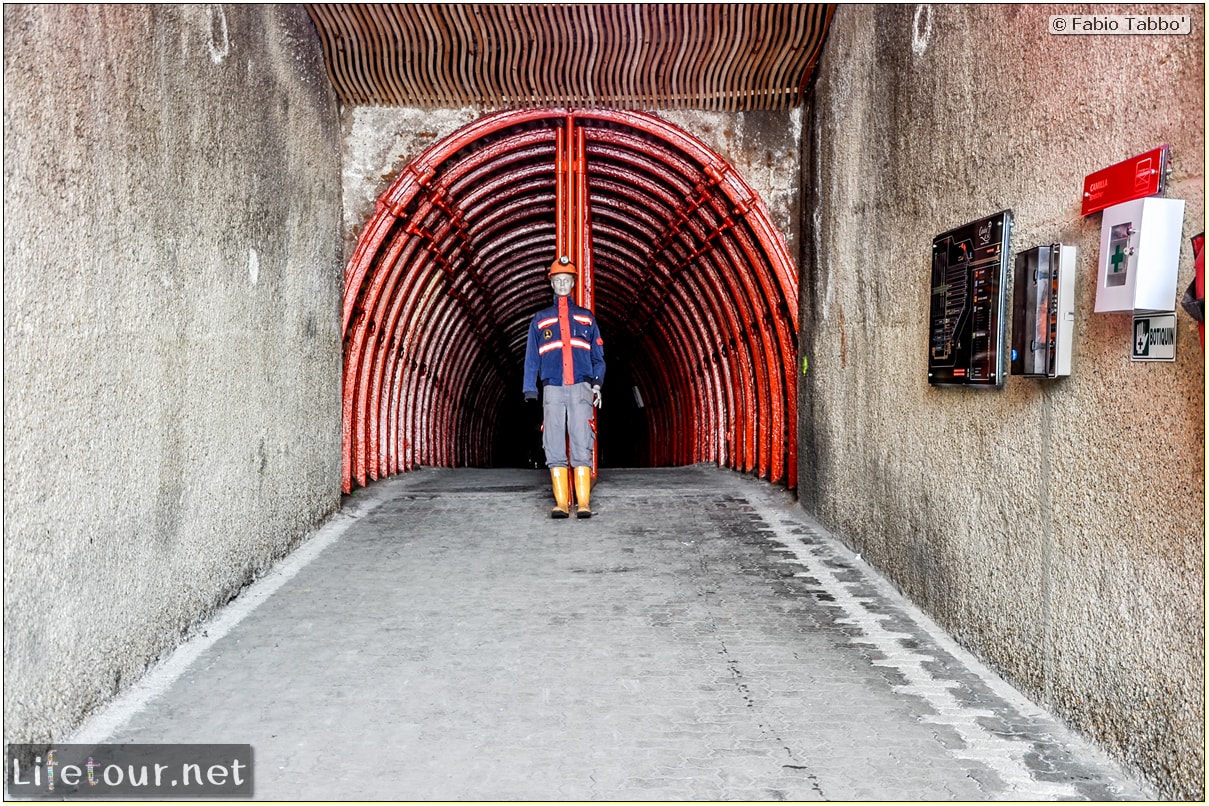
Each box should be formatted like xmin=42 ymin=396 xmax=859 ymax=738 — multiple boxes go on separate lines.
xmin=524 ymin=391 xmax=538 ymax=404
xmin=591 ymin=385 xmax=602 ymax=408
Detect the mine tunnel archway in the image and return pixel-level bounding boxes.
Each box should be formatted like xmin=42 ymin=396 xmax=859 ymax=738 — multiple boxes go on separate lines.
xmin=341 ymin=109 xmax=798 ymax=494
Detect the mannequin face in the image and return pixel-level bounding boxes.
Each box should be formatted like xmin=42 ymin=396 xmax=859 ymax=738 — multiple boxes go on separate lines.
xmin=551 ymin=274 xmax=575 ymax=297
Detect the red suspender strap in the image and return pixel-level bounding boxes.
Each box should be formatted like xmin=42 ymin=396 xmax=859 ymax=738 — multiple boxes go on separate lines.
xmin=558 ymin=297 xmax=575 ymax=385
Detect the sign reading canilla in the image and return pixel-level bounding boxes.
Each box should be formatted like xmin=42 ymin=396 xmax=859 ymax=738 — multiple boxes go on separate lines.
xmin=1081 ymin=146 xmax=1169 ymax=217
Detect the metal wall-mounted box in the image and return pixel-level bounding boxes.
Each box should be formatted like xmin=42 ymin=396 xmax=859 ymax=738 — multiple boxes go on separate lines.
xmin=1011 ymin=245 xmax=1076 ymax=378
xmin=1094 ymin=197 xmax=1185 ymax=313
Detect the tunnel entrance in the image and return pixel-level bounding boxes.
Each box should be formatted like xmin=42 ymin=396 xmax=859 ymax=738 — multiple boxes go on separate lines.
xmin=341 ymin=109 xmax=798 ymax=493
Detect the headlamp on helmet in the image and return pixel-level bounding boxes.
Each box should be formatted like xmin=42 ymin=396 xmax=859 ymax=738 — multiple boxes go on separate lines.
xmin=549 ymin=255 xmax=577 ymax=277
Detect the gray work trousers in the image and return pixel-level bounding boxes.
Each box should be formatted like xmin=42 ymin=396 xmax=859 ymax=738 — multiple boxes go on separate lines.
xmin=542 ymin=381 xmax=595 ymax=468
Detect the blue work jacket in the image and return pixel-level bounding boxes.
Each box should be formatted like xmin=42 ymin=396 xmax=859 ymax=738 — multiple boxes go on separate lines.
xmin=522 ymin=296 xmax=606 ymax=395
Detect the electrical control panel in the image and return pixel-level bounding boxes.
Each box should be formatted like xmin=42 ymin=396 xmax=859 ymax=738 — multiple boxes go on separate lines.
xmin=929 ymin=210 xmax=1013 ymax=387
xmin=1011 ymin=245 xmax=1076 ymax=378
xmin=1095 ymin=197 xmax=1185 ymax=313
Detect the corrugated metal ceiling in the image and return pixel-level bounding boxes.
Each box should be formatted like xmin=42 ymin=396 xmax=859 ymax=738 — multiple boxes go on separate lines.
xmin=305 ymin=3 xmax=834 ymax=111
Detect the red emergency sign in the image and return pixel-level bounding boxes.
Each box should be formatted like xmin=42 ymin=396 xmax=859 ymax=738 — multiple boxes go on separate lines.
xmin=1081 ymin=146 xmax=1169 ymax=217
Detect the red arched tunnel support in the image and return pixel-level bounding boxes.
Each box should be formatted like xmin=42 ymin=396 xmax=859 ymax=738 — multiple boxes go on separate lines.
xmin=341 ymin=109 xmax=798 ymax=493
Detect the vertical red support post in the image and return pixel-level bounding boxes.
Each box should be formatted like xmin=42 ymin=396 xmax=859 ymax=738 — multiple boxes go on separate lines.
xmin=555 ymin=113 xmax=599 ymax=482
xmin=573 ymin=119 xmax=599 ymax=479
xmin=555 ymin=125 xmax=566 ymax=258
xmin=575 ymin=125 xmax=592 ymax=306
xmin=565 ymin=113 xmax=577 ymax=274
xmin=555 ymin=115 xmax=577 ymax=486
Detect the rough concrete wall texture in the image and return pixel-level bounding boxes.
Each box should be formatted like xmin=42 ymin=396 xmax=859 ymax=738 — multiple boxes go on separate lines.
xmin=342 ymin=106 xmax=480 ymax=263
xmin=802 ymin=4 xmax=1203 ymax=799
xmin=3 ymin=4 xmax=343 ymax=744
xmin=660 ymin=108 xmax=802 ymax=264
xmin=342 ymin=107 xmax=800 ymax=267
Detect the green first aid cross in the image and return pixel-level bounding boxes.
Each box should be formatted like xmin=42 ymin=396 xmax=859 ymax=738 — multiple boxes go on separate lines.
xmin=1110 ymin=243 xmax=1127 ymax=273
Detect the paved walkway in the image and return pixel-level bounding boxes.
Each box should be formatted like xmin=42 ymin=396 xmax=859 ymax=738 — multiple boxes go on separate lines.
xmin=73 ymin=467 xmax=1150 ymax=800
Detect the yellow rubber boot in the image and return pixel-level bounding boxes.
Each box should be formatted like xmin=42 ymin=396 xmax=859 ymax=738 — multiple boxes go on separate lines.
xmin=573 ymin=466 xmax=593 ymax=518
xmin=550 ymin=467 xmax=571 ymax=518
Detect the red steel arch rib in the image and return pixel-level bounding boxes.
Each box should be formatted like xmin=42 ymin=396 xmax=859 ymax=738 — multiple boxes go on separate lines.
xmin=341 ymin=109 xmax=798 ymax=494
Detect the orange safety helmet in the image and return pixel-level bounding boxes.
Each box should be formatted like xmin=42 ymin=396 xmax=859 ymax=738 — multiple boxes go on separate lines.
xmin=549 ymin=255 xmax=577 ymax=277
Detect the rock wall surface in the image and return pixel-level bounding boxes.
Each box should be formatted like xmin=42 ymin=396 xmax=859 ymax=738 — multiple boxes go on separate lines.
xmin=801 ymin=5 xmax=1204 ymax=799
xmin=3 ymin=4 xmax=343 ymax=743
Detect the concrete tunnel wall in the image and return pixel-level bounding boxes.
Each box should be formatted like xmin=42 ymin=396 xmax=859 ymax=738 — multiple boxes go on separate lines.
xmin=3 ymin=5 xmax=343 ymax=745
xmin=802 ymin=5 xmax=1204 ymax=799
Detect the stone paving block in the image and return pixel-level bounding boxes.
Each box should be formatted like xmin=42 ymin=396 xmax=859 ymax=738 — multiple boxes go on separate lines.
xmin=74 ymin=467 xmax=1155 ymax=801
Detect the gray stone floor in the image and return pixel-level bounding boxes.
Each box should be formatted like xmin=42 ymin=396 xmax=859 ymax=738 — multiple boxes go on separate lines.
xmin=73 ymin=466 xmax=1152 ymax=800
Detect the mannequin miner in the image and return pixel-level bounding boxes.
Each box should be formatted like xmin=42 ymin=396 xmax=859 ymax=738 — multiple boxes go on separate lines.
xmin=522 ymin=255 xmax=605 ymax=518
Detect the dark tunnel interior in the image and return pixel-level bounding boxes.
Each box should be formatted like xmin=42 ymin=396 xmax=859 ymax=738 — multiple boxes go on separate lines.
xmin=492 ymin=361 xmax=650 ymax=470
xmin=340 ymin=109 xmax=799 ymax=493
